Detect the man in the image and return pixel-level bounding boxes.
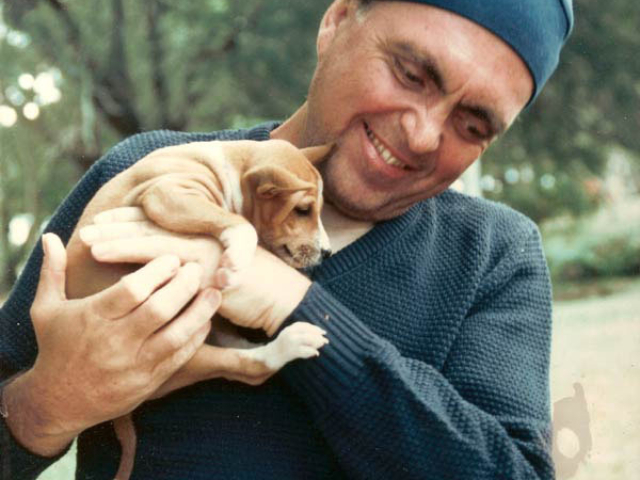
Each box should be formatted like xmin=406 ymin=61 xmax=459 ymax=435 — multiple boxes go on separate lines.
xmin=0 ymin=0 xmax=573 ymax=478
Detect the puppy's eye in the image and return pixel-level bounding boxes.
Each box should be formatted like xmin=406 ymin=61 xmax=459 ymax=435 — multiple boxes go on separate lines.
xmin=294 ymin=206 xmax=311 ymax=216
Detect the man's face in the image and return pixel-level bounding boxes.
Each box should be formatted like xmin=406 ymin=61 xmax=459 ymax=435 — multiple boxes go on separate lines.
xmin=301 ymin=1 xmax=533 ymax=221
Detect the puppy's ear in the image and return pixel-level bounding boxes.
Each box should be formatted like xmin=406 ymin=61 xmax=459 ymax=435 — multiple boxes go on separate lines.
xmin=301 ymin=143 xmax=333 ymax=165
xmin=243 ymin=165 xmax=315 ymax=199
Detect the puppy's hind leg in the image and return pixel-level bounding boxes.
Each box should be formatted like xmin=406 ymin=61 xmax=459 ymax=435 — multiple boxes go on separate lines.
xmin=258 ymin=322 xmax=329 ymax=371
xmin=229 ymin=322 xmax=329 ymax=385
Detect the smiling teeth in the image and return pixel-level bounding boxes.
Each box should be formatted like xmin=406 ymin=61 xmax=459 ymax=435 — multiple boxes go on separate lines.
xmin=364 ymin=125 xmax=409 ymax=170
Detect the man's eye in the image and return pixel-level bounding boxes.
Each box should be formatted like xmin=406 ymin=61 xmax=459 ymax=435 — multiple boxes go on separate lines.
xmin=456 ymin=114 xmax=491 ymax=142
xmin=394 ymin=57 xmax=423 ymax=87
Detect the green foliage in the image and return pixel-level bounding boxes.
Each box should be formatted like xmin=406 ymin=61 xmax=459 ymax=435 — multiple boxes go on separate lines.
xmin=0 ymin=0 xmax=639 ymax=291
xmin=482 ymin=0 xmax=640 ymax=221
xmin=0 ymin=0 xmax=330 ymax=289
xmin=543 ymin=203 xmax=640 ymax=282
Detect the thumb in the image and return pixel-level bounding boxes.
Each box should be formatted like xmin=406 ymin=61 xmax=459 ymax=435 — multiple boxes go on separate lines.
xmin=33 ymin=233 xmax=68 ymax=309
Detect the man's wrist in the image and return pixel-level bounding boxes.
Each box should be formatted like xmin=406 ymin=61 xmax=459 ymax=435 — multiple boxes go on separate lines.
xmin=219 ymin=247 xmax=312 ymax=336
xmin=255 ymin=248 xmax=312 ymax=336
xmin=264 ymin=273 xmax=311 ymax=336
xmin=2 ymin=370 xmax=80 ymax=457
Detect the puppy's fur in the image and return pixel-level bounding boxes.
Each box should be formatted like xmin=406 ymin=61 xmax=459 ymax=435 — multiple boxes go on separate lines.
xmin=64 ymin=139 xmax=332 ymax=480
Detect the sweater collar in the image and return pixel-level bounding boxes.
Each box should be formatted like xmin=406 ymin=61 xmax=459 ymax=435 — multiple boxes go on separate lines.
xmin=306 ymin=201 xmax=426 ymax=283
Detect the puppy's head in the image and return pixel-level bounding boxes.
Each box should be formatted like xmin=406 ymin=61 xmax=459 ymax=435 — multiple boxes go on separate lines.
xmin=242 ymin=141 xmax=332 ymax=269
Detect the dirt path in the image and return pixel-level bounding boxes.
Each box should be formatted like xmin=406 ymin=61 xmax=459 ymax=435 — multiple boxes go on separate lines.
xmin=551 ymin=279 xmax=640 ymax=479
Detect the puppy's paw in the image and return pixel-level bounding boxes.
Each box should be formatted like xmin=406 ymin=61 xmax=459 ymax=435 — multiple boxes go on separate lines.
xmin=266 ymin=322 xmax=328 ymax=370
xmin=213 ymin=267 xmax=243 ymax=290
xmin=218 ymin=224 xmax=258 ymax=274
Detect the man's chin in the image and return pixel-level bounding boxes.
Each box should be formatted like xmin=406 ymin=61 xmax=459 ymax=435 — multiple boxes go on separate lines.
xmin=325 ymin=191 xmax=409 ymax=222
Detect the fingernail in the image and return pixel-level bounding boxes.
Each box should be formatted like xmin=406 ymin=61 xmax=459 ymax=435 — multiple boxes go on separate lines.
xmin=42 ymin=233 xmax=52 ymax=257
xmin=79 ymin=226 xmax=98 ymax=243
xmin=205 ymin=289 xmax=221 ymax=307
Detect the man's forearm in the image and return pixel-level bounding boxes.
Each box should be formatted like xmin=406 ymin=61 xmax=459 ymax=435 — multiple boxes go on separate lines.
xmin=219 ymin=247 xmax=312 ymax=336
xmin=2 ymin=371 xmax=79 ymax=457
xmin=278 ymin=283 xmax=554 ymax=479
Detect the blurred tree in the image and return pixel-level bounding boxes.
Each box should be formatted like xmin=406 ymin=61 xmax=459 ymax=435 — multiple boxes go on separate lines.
xmin=0 ymin=0 xmax=639 ymax=289
xmin=2 ymin=0 xmax=329 ymax=167
xmin=0 ymin=0 xmax=329 ymax=288
xmin=0 ymin=6 xmax=83 ymax=292
xmin=481 ymin=0 xmax=640 ymax=222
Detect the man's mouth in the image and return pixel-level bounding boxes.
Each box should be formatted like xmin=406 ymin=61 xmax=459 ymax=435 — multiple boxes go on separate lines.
xmin=364 ymin=123 xmax=412 ymax=171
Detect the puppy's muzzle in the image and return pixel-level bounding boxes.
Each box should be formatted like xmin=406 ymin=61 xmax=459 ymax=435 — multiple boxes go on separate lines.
xmin=281 ymin=242 xmax=328 ymax=269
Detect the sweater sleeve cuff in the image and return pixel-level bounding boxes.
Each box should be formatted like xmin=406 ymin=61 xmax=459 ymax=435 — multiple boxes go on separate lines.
xmin=276 ymin=282 xmax=385 ymax=413
xmin=0 ymin=378 xmax=71 ymax=479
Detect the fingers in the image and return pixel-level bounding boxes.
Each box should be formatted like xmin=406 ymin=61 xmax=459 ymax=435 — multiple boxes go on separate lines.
xmin=93 ymin=206 xmax=148 ymax=224
xmin=131 ymin=262 xmax=205 ymax=336
xmin=92 ymin=255 xmax=181 ymax=319
xmin=149 ymin=323 xmax=213 ymax=398
xmin=89 ymin=235 xmax=199 ymax=264
xmin=81 ymin=208 xmax=223 ymax=279
xmin=83 ymin=206 xmax=157 ymax=246
xmin=144 ymin=288 xmax=221 ymax=363
xmin=79 ymin=221 xmax=165 ymax=246
xmin=31 ymin=234 xmax=68 ymax=320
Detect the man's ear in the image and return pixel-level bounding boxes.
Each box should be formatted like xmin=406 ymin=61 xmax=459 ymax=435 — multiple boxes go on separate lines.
xmin=301 ymin=144 xmax=334 ymax=165
xmin=317 ymin=0 xmax=352 ymax=58
xmin=243 ymin=165 xmax=315 ymax=200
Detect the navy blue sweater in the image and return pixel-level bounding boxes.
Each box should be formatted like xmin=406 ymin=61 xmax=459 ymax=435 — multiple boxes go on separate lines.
xmin=1 ymin=123 xmax=554 ymax=479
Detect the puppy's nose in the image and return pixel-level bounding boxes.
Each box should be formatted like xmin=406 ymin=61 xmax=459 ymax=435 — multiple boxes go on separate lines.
xmin=321 ymin=249 xmax=332 ymax=260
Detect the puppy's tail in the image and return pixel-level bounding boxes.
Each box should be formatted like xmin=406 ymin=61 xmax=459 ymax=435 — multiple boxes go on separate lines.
xmin=113 ymin=413 xmax=137 ymax=480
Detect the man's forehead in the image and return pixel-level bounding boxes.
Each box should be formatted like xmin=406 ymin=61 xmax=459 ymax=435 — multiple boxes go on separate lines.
xmin=361 ymin=0 xmax=573 ymax=105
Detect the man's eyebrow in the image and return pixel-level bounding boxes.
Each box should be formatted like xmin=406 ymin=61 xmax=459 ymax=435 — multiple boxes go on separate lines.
xmin=391 ymin=41 xmax=508 ymax=137
xmin=394 ymin=42 xmax=446 ymax=94
xmin=461 ymin=104 xmax=507 ymax=137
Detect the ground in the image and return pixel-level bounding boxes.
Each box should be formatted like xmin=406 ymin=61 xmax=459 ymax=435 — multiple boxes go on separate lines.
xmin=550 ymin=278 xmax=640 ymax=479
xmin=33 ymin=279 xmax=640 ymax=479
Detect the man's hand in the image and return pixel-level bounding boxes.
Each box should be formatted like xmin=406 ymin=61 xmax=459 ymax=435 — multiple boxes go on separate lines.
xmin=218 ymin=248 xmax=312 ymax=336
xmin=3 ymin=233 xmax=221 ymax=457
xmin=80 ymin=206 xmax=224 ymax=289
xmin=83 ymin=207 xmax=312 ymax=335
xmin=79 ymin=207 xmax=312 ymax=395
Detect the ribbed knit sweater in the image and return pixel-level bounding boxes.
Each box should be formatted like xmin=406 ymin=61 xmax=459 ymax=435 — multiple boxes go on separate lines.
xmin=1 ymin=123 xmax=555 ymax=479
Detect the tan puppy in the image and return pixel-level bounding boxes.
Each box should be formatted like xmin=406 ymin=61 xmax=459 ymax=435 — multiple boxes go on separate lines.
xmin=64 ymin=139 xmax=332 ymax=480
xmin=67 ymin=139 xmax=332 ymax=295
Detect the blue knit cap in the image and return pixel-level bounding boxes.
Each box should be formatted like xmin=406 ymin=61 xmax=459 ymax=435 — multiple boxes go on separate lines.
xmin=403 ymin=0 xmax=574 ymax=104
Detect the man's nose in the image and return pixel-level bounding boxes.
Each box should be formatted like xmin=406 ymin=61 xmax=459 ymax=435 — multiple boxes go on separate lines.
xmin=400 ymin=106 xmax=445 ymax=154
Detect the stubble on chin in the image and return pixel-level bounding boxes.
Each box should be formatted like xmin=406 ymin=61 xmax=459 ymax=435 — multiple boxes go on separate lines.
xmin=319 ymin=163 xmax=408 ymax=222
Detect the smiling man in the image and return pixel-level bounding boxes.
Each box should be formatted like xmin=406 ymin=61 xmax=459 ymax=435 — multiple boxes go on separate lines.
xmin=280 ymin=1 xmax=533 ymax=221
xmin=0 ymin=1 xmax=573 ymax=479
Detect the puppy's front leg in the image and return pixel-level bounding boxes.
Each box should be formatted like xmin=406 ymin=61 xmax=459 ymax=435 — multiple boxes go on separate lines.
xmin=135 ymin=176 xmax=256 ymax=288
xmin=217 ymin=224 xmax=258 ymax=288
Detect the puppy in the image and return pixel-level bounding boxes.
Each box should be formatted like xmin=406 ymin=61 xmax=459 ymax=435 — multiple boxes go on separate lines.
xmin=64 ymin=139 xmax=332 ymax=480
